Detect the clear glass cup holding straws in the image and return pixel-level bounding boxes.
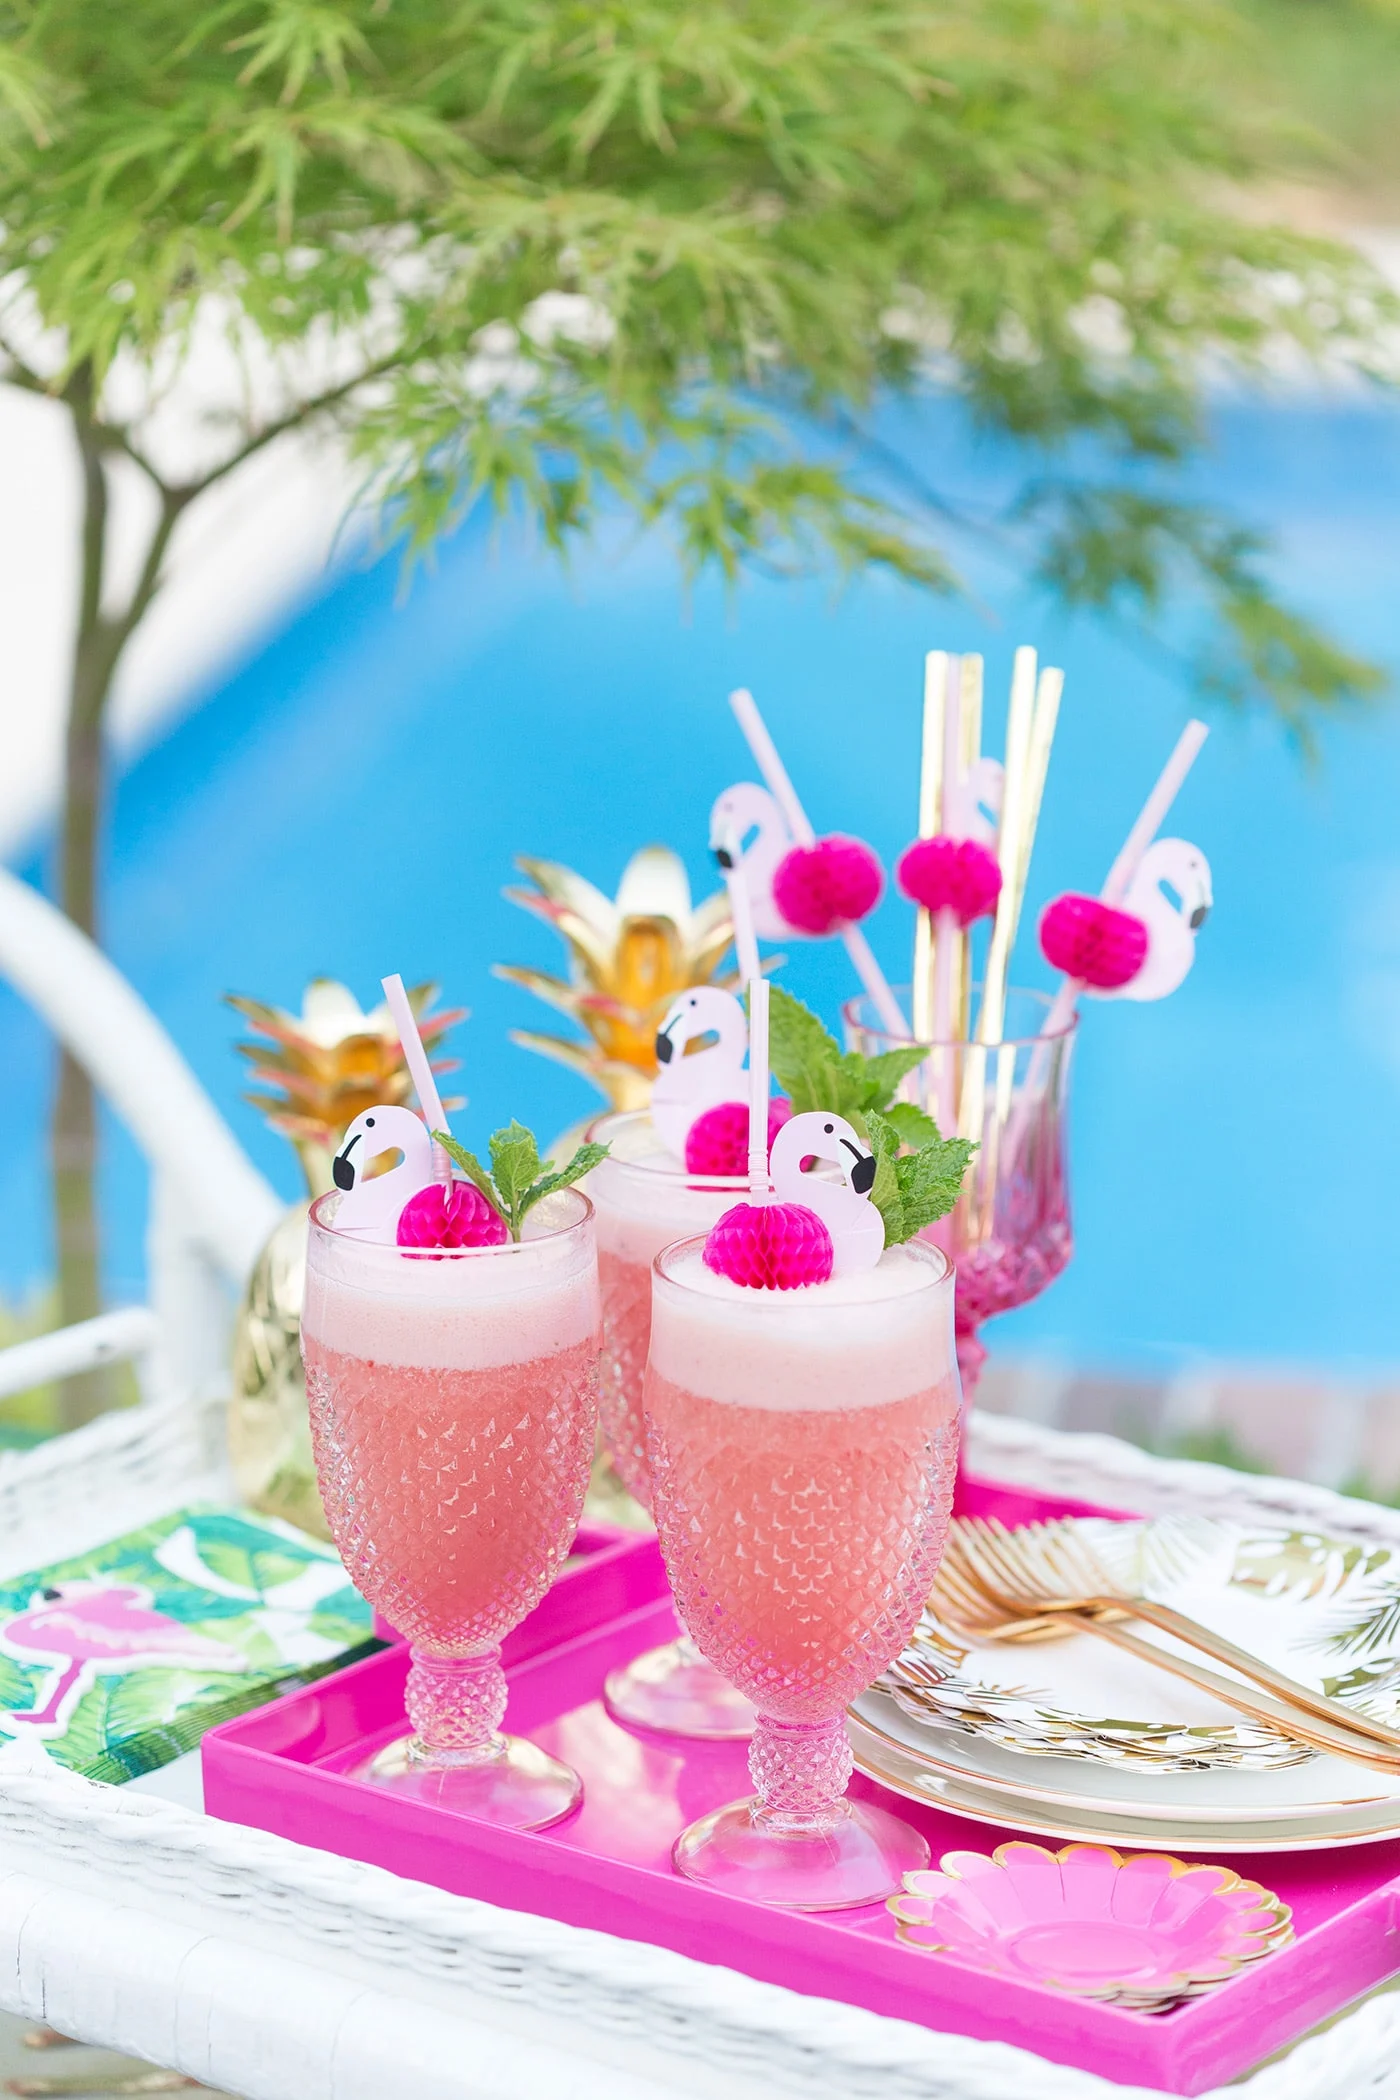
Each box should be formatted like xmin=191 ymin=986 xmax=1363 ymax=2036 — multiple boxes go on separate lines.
xmin=585 ymin=1109 xmax=756 ymax=1738
xmin=302 ymin=1186 xmax=602 ymax=1828
xmin=645 ymin=1234 xmax=961 ymax=1909
xmin=843 ymin=986 xmax=1075 ymax=1396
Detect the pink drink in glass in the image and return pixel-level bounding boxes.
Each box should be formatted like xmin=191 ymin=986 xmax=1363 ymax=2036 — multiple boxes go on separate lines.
xmin=587 ymin=1109 xmax=754 ymax=1737
xmin=646 ymin=1235 xmax=961 ymax=1908
xmin=303 ymin=1186 xmax=601 ymax=1827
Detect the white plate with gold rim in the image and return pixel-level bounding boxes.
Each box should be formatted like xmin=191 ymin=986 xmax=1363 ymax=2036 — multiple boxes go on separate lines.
xmin=883 ymin=1515 xmax=1400 ymax=1776
xmin=848 ymin=1697 xmax=1400 ymax=1852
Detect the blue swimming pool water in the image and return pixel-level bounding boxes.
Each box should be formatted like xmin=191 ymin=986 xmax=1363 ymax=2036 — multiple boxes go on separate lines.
xmin=2 ymin=391 xmax=1398 ymax=1375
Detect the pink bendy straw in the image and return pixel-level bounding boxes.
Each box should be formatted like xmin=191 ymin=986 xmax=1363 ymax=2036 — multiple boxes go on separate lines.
xmin=1039 ymin=719 xmax=1209 ymax=1039
xmin=747 ymin=974 xmax=774 ymax=1200
xmin=712 ymin=814 xmax=763 ymax=987
xmin=729 ymin=689 xmax=907 ymax=1040
xmin=382 ymin=973 xmax=451 ymax=1180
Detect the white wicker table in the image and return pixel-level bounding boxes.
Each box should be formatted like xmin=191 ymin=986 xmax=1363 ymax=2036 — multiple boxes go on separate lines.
xmin=4 ymin=1400 xmax=1400 ymax=2100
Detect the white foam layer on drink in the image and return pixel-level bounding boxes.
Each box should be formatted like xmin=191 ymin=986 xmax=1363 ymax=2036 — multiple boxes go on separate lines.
xmin=587 ymin=1111 xmax=742 ymax=1266
xmin=593 ymin=1179 xmax=738 ymax=1267
xmin=303 ymin=1193 xmax=600 ymax=1371
xmin=648 ymin=1242 xmax=956 ymax=1411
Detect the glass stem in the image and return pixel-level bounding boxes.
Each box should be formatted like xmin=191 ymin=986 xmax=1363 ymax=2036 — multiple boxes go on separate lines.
xmin=955 ymin=1322 xmax=987 ymax=1397
xmin=748 ymin=1714 xmax=852 ymax=1834
xmin=405 ymin=1646 xmax=507 ymax=1767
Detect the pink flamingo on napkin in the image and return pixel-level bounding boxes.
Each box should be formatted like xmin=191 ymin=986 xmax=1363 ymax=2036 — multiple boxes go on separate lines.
xmin=3 ymin=1582 xmax=244 ymax=1730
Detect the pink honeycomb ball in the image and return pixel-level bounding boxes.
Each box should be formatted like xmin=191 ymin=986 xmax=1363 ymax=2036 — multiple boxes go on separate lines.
xmin=772 ymin=834 xmax=883 ymax=934
xmin=896 ymin=835 xmax=1003 ymax=926
xmin=396 ymin=1180 xmax=509 ymax=1250
xmin=684 ymin=1097 xmax=792 ymax=1176
xmin=1039 ymin=892 xmax=1148 ymax=990
xmin=702 ymin=1200 xmax=834 ymax=1290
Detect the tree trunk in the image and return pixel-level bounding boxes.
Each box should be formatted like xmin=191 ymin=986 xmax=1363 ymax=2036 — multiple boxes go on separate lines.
xmin=51 ymin=385 xmax=116 ymax=1429
xmin=48 ymin=379 xmax=187 ymax=1431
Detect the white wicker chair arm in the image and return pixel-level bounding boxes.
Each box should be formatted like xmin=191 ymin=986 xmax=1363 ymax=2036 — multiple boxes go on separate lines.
xmin=0 ymin=864 xmax=281 ymax=1282
xmin=0 ymin=1308 xmax=159 ymax=1401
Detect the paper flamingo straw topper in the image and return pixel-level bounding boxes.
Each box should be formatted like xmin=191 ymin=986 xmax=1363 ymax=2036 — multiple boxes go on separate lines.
xmin=701 ymin=978 xmax=885 ymax=1288
xmin=329 ymin=973 xmax=504 ymax=1247
xmin=1038 ymin=723 xmax=1213 ymax=1012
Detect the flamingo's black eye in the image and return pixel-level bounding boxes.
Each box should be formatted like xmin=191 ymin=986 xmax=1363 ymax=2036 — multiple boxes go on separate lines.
xmin=41 ymin=1587 xmax=61 ymax=1601
xmin=823 ymin=1122 xmax=834 ymax=1133
xmin=366 ymin=1115 xmax=375 ymax=1126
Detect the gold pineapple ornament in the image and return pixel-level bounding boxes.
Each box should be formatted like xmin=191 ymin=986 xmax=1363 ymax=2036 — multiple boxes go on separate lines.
xmin=496 ymin=846 xmax=734 ymax=1110
xmin=226 ymin=978 xmax=463 ymax=1537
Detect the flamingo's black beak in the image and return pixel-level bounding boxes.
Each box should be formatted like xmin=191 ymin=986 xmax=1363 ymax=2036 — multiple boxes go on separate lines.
xmin=654 ymin=1030 xmax=674 ymax=1066
xmin=850 ymin=1153 xmax=877 ymax=1196
xmin=332 ymin=1133 xmax=360 ymax=1190
xmin=40 ymin=1587 xmax=61 ymax=1601
xmin=1189 ymin=904 xmax=1210 ymax=930
xmin=713 ymin=844 xmax=734 ymax=869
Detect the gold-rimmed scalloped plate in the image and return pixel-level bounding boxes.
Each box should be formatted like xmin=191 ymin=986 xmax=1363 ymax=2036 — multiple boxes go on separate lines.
xmin=848 ymin=1695 xmax=1400 ymax=1852
xmin=882 ymin=1515 xmax=1400 ymax=1775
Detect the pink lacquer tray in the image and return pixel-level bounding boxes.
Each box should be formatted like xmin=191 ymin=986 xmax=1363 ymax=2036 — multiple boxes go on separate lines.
xmin=203 ymin=1482 xmax=1400 ymax=2096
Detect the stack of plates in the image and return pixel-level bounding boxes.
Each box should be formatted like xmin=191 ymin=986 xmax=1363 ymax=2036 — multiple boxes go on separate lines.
xmin=851 ymin=1515 xmax=1400 ymax=1851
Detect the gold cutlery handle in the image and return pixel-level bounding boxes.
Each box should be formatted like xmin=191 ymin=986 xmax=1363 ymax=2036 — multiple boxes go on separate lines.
xmin=1073 ymin=1614 xmax=1400 ymax=1773
xmin=1088 ymin=1594 xmax=1400 ymax=1753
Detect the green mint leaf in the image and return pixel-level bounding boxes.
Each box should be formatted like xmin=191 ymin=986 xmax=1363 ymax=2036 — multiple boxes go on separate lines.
xmin=768 ymin=993 xmax=844 ymax=1116
xmin=437 ymin=1126 xmax=611 ymax=1240
xmin=861 ymin=1045 xmax=932 ymax=1106
xmin=488 ymin=1121 xmax=543 ymax=1231
xmin=864 ymin=1109 xmax=907 ymax=1244
xmin=767 ymin=988 xmax=928 ymax=1123
xmin=522 ymin=1140 xmax=611 ymax=1221
xmin=893 ymin=1137 xmax=977 ymax=1240
xmin=768 ymin=985 xmax=841 ymax=1074
xmin=883 ymin=1100 xmax=942 ymax=1149
xmin=433 ymin=1131 xmax=500 ymax=1213
xmin=865 ymin=1109 xmax=976 ymax=1246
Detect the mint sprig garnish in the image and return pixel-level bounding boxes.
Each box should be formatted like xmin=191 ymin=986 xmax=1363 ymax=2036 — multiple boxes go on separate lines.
xmin=866 ymin=1108 xmax=975 ymax=1246
xmin=766 ymin=986 xmax=976 ymax=1245
xmin=433 ymin=1123 xmax=608 ymax=1242
xmin=767 ymin=985 xmax=931 ymax=1137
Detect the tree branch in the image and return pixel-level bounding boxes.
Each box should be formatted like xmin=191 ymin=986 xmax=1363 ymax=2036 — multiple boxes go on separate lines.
xmin=0 ymin=334 xmax=51 ymax=396
xmin=173 ymin=349 xmax=406 ymax=501
xmin=97 ymin=420 xmax=176 ymax=498
xmin=108 ymin=485 xmax=189 ymax=655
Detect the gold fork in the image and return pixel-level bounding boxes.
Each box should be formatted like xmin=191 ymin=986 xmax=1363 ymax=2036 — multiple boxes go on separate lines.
xmin=924 ymin=1518 xmax=1400 ymax=1772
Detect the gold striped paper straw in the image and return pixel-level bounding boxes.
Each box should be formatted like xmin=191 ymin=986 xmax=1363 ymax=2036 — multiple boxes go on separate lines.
xmin=952 ymin=653 xmax=984 ymax=1045
xmin=911 ymin=651 xmax=948 ymax=1045
xmin=992 ymin=664 xmax=1064 ymax=1131
xmin=960 ymin=646 xmax=1037 ymax=1143
xmin=976 ymin=663 xmax=1064 ymax=1234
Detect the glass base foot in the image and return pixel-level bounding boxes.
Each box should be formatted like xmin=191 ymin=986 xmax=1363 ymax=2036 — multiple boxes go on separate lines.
xmin=603 ymin=1637 xmax=755 ymax=1740
xmin=358 ymin=1732 xmax=583 ymax=1830
xmin=673 ymin=1794 xmax=929 ymax=1910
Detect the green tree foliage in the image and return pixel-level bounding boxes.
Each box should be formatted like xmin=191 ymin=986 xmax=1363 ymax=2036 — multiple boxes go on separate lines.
xmin=0 ymin=1 xmax=1390 ymax=1404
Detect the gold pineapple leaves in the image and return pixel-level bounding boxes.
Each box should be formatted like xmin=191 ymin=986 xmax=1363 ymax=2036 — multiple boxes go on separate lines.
xmin=228 ymin=977 xmax=464 ymax=1195
xmin=495 ymin=846 xmax=736 ymax=1110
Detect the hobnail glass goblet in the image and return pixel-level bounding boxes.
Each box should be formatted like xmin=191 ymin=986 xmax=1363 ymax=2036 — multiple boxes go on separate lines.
xmin=303 ymin=1187 xmax=601 ymax=1828
xmin=645 ymin=1233 xmax=960 ymax=1908
xmin=586 ymin=1109 xmax=756 ymax=1739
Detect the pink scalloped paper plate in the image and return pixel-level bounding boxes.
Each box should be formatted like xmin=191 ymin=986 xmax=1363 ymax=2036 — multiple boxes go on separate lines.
xmin=889 ymin=1842 xmax=1293 ymax=2010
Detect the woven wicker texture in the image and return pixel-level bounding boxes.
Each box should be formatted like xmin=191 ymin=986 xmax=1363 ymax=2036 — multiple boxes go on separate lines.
xmin=4 ymin=1401 xmax=1400 ymax=2097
